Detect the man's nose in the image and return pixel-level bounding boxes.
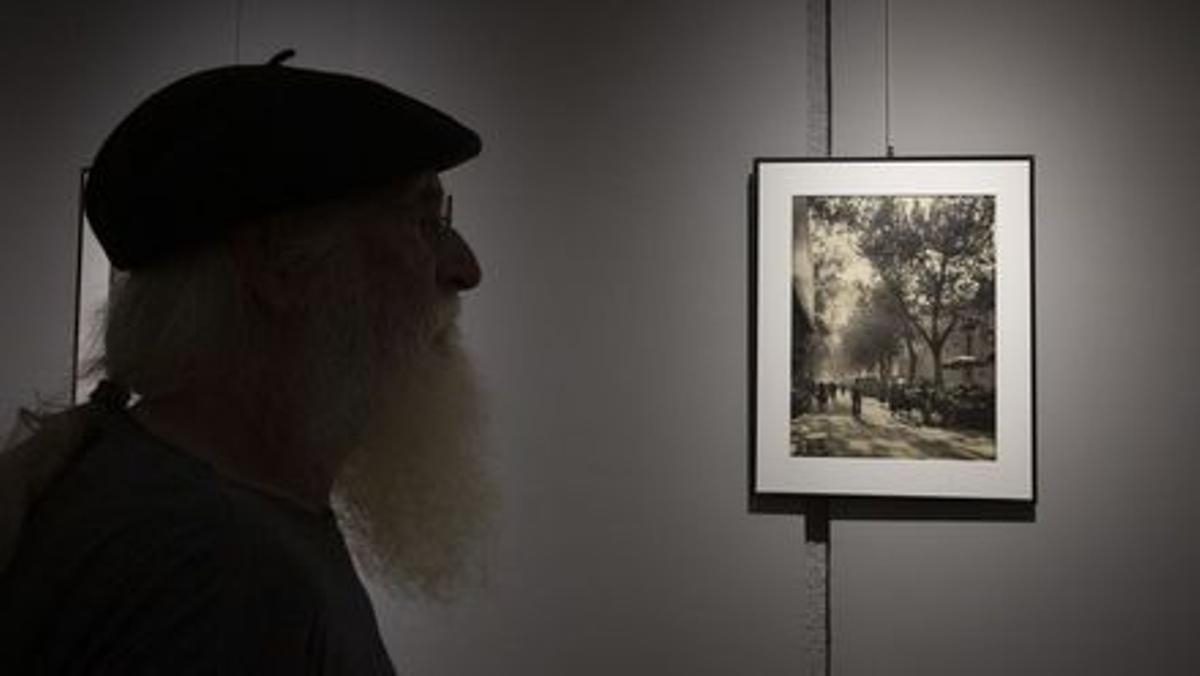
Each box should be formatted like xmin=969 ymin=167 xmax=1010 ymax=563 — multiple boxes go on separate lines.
xmin=435 ymin=228 xmax=482 ymax=291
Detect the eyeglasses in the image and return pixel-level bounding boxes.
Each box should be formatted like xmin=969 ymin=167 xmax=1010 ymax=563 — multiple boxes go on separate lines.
xmin=414 ymin=192 xmax=454 ymax=238
xmin=439 ymin=194 xmax=453 ymax=231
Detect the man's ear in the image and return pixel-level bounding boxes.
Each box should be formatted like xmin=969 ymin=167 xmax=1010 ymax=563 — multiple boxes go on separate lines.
xmin=229 ymin=222 xmax=300 ymax=316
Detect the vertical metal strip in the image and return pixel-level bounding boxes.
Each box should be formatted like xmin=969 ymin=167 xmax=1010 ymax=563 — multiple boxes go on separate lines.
xmin=807 ymin=0 xmax=832 ymax=158
xmin=884 ymin=0 xmax=894 ymax=156
xmin=804 ymin=3 xmax=833 ymax=674
xmin=71 ymin=169 xmax=88 ymax=407
xmin=803 ymin=498 xmax=831 ymax=676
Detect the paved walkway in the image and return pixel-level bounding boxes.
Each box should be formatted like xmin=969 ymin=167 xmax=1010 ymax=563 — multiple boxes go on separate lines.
xmin=791 ymin=396 xmax=996 ymax=461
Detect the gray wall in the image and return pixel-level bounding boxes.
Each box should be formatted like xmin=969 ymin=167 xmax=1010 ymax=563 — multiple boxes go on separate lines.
xmin=831 ymin=1 xmax=1200 ymax=674
xmin=2 ymin=1 xmax=1197 ymax=674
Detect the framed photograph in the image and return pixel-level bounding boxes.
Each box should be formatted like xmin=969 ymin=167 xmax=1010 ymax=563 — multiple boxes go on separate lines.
xmin=73 ymin=168 xmax=114 ymax=405
xmin=750 ymin=157 xmax=1034 ymax=500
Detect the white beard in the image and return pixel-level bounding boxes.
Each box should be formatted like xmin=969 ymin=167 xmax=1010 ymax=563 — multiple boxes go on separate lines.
xmin=330 ymin=318 xmax=495 ymax=601
xmin=239 ymin=178 xmax=496 ymax=601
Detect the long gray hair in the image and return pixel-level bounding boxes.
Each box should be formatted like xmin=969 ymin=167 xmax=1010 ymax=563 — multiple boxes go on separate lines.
xmin=0 ymin=179 xmax=419 ymax=571
xmin=0 ymin=230 xmax=259 ymax=568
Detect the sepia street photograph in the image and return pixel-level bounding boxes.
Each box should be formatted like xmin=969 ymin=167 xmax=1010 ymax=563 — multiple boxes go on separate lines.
xmin=791 ymin=194 xmax=997 ymax=461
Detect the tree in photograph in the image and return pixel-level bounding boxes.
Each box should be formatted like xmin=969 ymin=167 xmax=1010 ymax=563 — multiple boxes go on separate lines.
xmin=859 ymin=196 xmax=994 ymax=390
xmin=861 ymin=282 xmax=920 ymax=382
xmin=809 ymin=195 xmax=996 ymax=391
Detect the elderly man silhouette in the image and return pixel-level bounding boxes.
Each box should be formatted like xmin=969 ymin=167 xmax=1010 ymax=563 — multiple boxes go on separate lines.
xmin=0 ymin=51 xmax=494 ymax=674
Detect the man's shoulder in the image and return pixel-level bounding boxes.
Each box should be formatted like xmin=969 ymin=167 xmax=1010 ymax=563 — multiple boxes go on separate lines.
xmin=0 ymin=414 xmax=333 ymax=672
xmin=4 ymin=412 xmax=323 ymax=599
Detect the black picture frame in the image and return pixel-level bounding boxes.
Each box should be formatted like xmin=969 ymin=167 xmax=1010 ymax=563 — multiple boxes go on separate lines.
xmin=749 ymin=156 xmax=1036 ymax=504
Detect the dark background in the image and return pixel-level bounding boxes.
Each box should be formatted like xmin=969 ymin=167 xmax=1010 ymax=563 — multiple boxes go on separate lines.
xmin=2 ymin=0 xmax=1198 ymax=673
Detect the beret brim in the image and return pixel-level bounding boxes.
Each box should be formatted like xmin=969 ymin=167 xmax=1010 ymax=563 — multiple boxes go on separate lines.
xmin=84 ymin=61 xmax=482 ymax=270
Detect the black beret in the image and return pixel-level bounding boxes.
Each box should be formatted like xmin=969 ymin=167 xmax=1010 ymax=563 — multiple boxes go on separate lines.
xmin=84 ymin=53 xmax=482 ymax=270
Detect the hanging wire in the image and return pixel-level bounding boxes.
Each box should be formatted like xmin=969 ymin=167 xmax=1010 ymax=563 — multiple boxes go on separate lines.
xmin=884 ymin=0 xmax=895 ymax=157
xmin=234 ymin=0 xmax=244 ymax=64
xmin=826 ymin=0 xmax=834 ymax=157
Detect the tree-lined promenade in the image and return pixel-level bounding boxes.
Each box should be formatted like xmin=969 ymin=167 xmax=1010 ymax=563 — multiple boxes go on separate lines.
xmin=790 ymin=194 xmax=998 ymax=458
xmin=791 ymin=391 xmax=995 ymax=461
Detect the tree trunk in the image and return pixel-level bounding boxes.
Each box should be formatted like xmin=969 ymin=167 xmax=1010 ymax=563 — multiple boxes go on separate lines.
xmin=964 ymin=328 xmax=975 ymax=385
xmin=904 ymin=336 xmax=918 ymax=382
xmin=931 ymin=338 xmax=945 ymax=391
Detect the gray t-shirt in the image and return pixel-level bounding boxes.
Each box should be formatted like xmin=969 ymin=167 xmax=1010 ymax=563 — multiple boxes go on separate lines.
xmin=0 ymin=408 xmax=396 ymax=675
